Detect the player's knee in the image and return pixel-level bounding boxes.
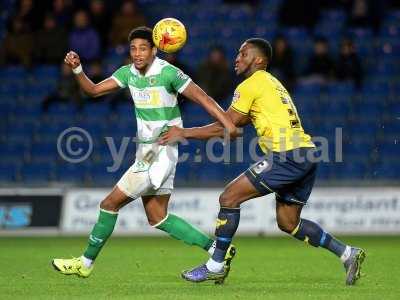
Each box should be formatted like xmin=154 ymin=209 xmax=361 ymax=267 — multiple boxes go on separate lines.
xmin=277 ymin=219 xmax=298 ymax=234
xmin=100 ymin=197 xmax=119 ymax=212
xmin=219 ymin=191 xmax=239 ymax=208
xmin=147 ymin=212 xmax=167 ymax=226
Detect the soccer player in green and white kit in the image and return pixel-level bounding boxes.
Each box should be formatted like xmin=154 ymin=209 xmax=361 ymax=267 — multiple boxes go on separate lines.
xmin=52 ymin=26 xmax=237 ymax=278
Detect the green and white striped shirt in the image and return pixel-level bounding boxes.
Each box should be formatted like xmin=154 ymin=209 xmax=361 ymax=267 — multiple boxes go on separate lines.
xmin=112 ymin=57 xmax=191 ymax=142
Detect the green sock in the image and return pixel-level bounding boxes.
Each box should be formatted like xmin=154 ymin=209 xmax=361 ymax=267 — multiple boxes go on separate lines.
xmin=156 ymin=214 xmax=214 ymax=251
xmin=83 ymin=209 xmax=118 ymax=260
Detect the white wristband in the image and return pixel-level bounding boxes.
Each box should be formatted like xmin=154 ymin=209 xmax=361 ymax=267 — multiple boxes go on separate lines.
xmin=72 ymin=64 xmax=83 ymax=74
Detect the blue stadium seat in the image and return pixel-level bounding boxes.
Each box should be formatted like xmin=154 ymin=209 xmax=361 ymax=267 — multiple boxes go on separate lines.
xmin=83 ymin=102 xmax=111 ymax=117
xmin=327 ymin=82 xmax=355 ymax=96
xmin=32 ymin=65 xmax=59 ymax=79
xmin=196 ymin=161 xmax=227 ymax=183
xmin=115 ymin=103 xmax=135 ymax=120
xmin=293 ymin=83 xmax=321 ymax=98
xmin=349 ymin=119 xmax=379 ymax=137
xmin=7 ymin=120 xmax=36 ymax=137
xmin=377 ymin=142 xmax=400 ymax=157
xmin=55 ymin=163 xmax=86 ymax=183
xmin=21 ymin=162 xmax=53 ymax=182
xmin=382 ymin=120 xmax=400 ymax=136
xmin=316 ymin=161 xmax=332 ymax=180
xmin=338 ymin=161 xmax=367 ymax=179
xmin=348 ymin=28 xmax=374 ymax=40
xmin=320 ymin=9 xmax=347 ymax=23
xmin=380 ymin=24 xmax=400 ymax=39
xmin=13 ymin=103 xmax=42 ymax=118
xmin=0 ymin=163 xmax=18 ymax=181
xmin=174 ymin=162 xmax=194 ymax=185
xmin=46 ymin=103 xmax=77 ymax=116
xmin=372 ymin=161 xmax=399 ymax=179
xmin=30 ymin=142 xmax=58 ymax=162
xmin=0 ymin=142 xmax=27 ymax=157
xmin=384 ymin=10 xmax=400 ymax=25
xmin=87 ymin=162 xmax=119 ymax=185
xmin=343 ymin=140 xmax=373 ymax=157
xmin=0 ymin=65 xmax=26 ymax=79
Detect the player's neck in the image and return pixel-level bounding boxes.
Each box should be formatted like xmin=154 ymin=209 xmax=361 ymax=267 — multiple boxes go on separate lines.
xmin=138 ymin=57 xmax=156 ymax=75
xmin=244 ymin=67 xmax=262 ymax=78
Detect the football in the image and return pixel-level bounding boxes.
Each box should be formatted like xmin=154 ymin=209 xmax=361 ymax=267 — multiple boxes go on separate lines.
xmin=152 ymin=18 xmax=187 ymax=53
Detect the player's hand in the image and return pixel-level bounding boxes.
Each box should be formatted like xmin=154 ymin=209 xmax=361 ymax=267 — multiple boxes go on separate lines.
xmin=158 ymin=126 xmax=185 ymax=145
xmin=225 ymin=124 xmax=239 ymax=139
xmin=64 ymin=51 xmax=81 ymax=69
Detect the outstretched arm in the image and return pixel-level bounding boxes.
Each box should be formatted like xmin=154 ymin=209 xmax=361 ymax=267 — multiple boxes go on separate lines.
xmin=181 ymin=82 xmax=237 ymax=137
xmin=64 ymin=51 xmax=120 ymax=97
xmin=159 ymin=107 xmax=251 ymax=144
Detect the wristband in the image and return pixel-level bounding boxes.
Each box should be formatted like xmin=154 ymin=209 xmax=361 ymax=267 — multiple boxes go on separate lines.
xmin=72 ymin=64 xmax=83 ymax=74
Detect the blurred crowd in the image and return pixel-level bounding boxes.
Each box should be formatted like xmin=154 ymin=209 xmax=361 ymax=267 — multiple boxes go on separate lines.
xmin=1 ymin=0 xmax=399 ymax=108
xmin=0 ymin=0 xmax=146 ymax=66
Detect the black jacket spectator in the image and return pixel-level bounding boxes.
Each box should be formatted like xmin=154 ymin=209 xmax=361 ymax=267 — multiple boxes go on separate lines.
xmin=0 ymin=17 xmax=34 ymax=67
xmin=302 ymin=37 xmax=335 ymax=83
xmin=34 ymin=14 xmax=68 ymax=65
xmin=196 ymin=46 xmax=234 ymax=102
xmin=336 ymin=38 xmax=363 ymax=88
xmin=269 ymin=35 xmax=296 ymax=91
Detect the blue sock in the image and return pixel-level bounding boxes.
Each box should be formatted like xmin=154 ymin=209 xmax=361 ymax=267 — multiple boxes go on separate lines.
xmin=212 ymin=207 xmax=240 ymax=263
xmin=291 ymin=218 xmax=346 ymax=257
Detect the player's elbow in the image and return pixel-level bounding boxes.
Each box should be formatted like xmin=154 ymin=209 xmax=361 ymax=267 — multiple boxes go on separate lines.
xmin=85 ymin=85 xmax=103 ymax=98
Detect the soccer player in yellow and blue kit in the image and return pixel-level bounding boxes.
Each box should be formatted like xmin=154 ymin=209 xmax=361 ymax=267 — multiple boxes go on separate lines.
xmin=160 ymin=38 xmax=366 ymax=285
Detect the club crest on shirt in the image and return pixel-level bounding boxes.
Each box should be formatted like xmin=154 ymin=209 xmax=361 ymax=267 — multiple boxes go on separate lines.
xmin=232 ymin=90 xmax=240 ymax=104
xmin=149 ymin=76 xmax=156 ymax=86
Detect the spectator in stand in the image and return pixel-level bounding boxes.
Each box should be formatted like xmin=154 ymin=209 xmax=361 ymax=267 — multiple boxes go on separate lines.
xmin=69 ymin=10 xmax=100 ymax=62
xmin=42 ymin=63 xmax=82 ymax=111
xmin=269 ymin=35 xmax=296 ymax=91
xmin=109 ymin=0 xmax=146 ymax=47
xmin=34 ymin=13 xmax=68 ymax=65
xmin=346 ymin=0 xmax=384 ymax=33
xmin=336 ymin=38 xmax=363 ymax=88
xmin=0 ymin=17 xmax=34 ymax=67
xmin=279 ymin=0 xmax=321 ymax=31
xmin=88 ymin=0 xmax=111 ymax=49
xmin=196 ymin=46 xmax=234 ymax=102
xmin=15 ymin=0 xmax=41 ymax=31
xmin=52 ymin=0 xmax=73 ymax=28
xmin=301 ymin=37 xmax=335 ymax=84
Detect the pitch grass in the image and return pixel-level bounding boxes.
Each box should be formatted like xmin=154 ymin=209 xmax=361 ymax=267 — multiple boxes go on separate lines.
xmin=0 ymin=236 xmax=399 ymax=300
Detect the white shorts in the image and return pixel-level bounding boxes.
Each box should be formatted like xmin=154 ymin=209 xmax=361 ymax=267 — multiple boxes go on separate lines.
xmin=117 ymin=143 xmax=178 ymax=199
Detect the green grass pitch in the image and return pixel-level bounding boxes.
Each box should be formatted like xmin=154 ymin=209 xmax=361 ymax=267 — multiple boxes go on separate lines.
xmin=0 ymin=236 xmax=399 ymax=299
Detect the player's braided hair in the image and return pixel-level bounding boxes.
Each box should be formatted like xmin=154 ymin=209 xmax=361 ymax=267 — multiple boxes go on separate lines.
xmin=245 ymin=38 xmax=273 ymax=63
xmin=128 ymin=26 xmax=155 ymax=47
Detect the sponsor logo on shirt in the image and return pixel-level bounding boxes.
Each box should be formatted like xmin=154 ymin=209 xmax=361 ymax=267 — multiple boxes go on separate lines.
xmin=130 ymin=88 xmax=161 ymax=106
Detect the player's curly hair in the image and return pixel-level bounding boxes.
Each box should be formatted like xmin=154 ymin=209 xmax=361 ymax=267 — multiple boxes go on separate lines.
xmin=128 ymin=26 xmax=155 ymax=47
xmin=245 ymin=38 xmax=273 ymax=63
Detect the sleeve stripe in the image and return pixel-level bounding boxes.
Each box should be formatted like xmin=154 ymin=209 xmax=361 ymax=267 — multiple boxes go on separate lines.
xmin=230 ymin=105 xmax=248 ymax=115
xmin=177 ymin=78 xmax=192 ymax=94
xmin=111 ymin=76 xmax=126 ymax=88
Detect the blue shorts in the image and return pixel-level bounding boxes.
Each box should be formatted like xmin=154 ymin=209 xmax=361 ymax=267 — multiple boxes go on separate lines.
xmin=245 ymin=147 xmax=318 ymax=206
